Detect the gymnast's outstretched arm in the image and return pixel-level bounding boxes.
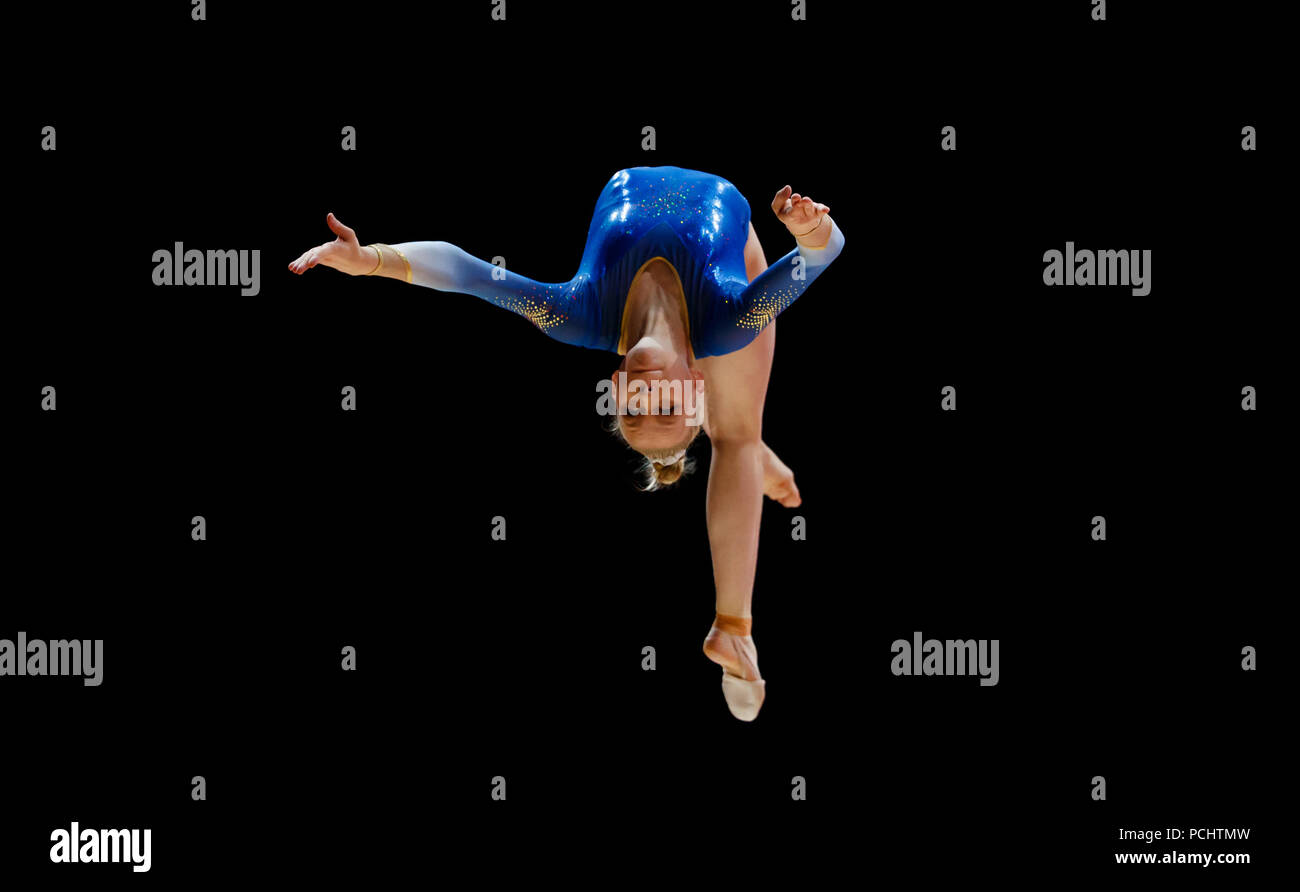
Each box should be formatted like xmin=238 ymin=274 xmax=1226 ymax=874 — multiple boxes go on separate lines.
xmin=700 ymin=186 xmax=844 ymax=357
xmin=288 ymin=212 xmax=595 ymax=346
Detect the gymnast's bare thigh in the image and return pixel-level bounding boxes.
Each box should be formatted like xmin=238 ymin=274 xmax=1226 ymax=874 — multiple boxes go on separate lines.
xmin=696 ymin=322 xmax=776 ymax=444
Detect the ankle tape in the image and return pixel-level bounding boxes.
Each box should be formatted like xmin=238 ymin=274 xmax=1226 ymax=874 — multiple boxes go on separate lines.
xmin=714 ymin=613 xmax=752 ymax=636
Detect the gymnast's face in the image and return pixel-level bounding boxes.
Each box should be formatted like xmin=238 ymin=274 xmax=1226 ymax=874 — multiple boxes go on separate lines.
xmin=614 ymin=336 xmax=704 ymax=453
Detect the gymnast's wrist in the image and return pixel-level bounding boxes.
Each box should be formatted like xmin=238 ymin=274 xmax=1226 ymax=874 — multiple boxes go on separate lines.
xmin=360 ymin=243 xmax=414 ymax=282
xmin=359 ymin=244 xmax=383 ymax=276
xmin=792 ymin=215 xmax=831 ymax=249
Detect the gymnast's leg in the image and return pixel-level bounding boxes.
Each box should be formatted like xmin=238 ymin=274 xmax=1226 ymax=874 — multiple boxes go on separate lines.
xmin=695 ymin=322 xmax=778 ymax=720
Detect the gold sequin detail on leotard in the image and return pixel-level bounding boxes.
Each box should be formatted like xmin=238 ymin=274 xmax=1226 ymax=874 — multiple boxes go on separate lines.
xmin=735 ymin=284 xmax=799 ymax=332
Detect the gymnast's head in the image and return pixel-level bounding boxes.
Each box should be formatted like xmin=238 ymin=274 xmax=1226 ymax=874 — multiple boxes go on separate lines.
xmin=608 ymin=336 xmax=705 ymax=491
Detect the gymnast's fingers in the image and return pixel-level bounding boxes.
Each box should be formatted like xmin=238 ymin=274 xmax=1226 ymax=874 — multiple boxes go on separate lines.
xmin=288 ymin=243 xmax=327 ymax=274
xmin=770 ymin=185 xmax=793 ymax=215
xmin=326 ymin=212 xmax=357 ymax=243
xmin=289 ymin=250 xmax=316 ymax=274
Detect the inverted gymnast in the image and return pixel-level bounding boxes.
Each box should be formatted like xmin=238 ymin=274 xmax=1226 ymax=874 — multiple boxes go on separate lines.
xmin=289 ymin=165 xmax=845 ymax=720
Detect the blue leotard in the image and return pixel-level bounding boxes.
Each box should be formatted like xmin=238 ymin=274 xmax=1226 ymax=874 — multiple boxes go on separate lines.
xmin=395 ymin=165 xmax=845 ymax=358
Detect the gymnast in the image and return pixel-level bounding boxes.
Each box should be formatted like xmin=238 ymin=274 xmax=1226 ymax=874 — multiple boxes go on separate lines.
xmin=289 ymin=165 xmax=845 ymax=720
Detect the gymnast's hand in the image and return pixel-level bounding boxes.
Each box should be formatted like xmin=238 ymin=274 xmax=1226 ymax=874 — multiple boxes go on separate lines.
xmin=771 ymin=185 xmax=831 ymax=241
xmin=287 ymin=212 xmax=376 ymax=276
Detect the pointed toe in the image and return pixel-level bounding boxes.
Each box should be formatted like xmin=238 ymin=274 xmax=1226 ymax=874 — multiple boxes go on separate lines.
xmin=721 ymin=672 xmax=766 ymax=721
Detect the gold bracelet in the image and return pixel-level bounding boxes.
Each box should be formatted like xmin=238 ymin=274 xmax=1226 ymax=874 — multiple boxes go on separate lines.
xmin=387 ymin=244 xmax=413 ymax=284
xmin=365 ymin=244 xmax=384 ymax=275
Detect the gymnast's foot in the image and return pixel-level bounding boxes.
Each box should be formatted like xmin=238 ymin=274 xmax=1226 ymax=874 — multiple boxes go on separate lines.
xmin=762 ymin=444 xmax=801 ymax=508
xmin=703 ymin=614 xmax=766 ymax=721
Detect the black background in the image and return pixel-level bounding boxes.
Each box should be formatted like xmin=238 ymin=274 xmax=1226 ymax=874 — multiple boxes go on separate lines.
xmin=4 ymin=0 xmax=1287 ymax=884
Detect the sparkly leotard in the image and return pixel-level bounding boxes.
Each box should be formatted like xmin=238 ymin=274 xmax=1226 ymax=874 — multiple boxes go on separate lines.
xmin=395 ymin=165 xmax=845 ymax=358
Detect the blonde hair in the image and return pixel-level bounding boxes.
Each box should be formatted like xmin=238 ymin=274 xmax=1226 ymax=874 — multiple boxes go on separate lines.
xmin=608 ymin=415 xmax=701 ymax=491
